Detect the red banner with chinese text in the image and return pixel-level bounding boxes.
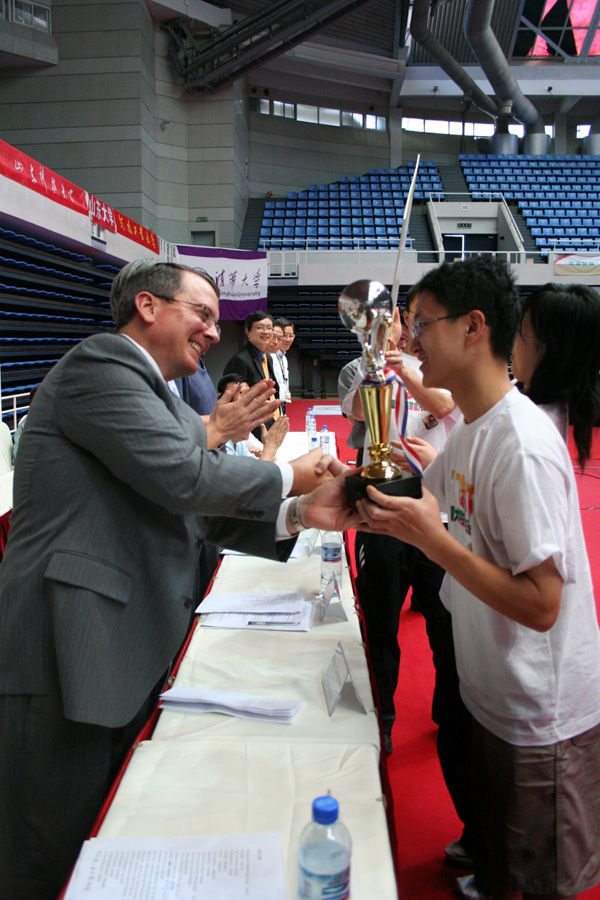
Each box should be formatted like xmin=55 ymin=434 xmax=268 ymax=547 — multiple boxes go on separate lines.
xmin=0 ymin=137 xmax=88 ymax=215
xmin=1 ymin=137 xmax=160 ymax=255
xmin=88 ymin=194 xmax=117 ymax=233
xmin=114 ymin=211 xmax=160 ymax=254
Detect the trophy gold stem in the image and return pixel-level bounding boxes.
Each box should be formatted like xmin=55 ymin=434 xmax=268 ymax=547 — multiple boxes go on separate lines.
xmin=359 ymin=383 xmax=403 ymax=481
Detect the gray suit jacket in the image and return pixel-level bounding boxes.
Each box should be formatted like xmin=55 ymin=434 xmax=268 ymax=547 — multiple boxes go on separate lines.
xmin=0 ymin=333 xmax=294 ymax=728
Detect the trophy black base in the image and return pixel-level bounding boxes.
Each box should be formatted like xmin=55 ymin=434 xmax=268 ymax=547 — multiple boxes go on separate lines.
xmin=346 ymin=470 xmax=422 ymax=511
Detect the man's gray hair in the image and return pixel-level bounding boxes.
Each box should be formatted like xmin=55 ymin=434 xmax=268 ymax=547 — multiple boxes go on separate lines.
xmin=110 ymin=259 xmax=219 ymax=329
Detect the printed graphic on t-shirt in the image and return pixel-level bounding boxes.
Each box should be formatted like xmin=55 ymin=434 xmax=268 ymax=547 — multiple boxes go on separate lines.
xmin=406 ymin=390 xmax=422 ymax=414
xmin=450 ymin=469 xmax=474 ymax=545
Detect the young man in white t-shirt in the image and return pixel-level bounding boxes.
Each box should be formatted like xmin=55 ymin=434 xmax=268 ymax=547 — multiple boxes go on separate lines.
xmin=357 ymin=255 xmax=600 ymax=900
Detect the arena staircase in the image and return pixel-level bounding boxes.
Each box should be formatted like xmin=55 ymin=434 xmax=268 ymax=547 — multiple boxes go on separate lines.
xmin=240 ymin=198 xmax=267 ymax=250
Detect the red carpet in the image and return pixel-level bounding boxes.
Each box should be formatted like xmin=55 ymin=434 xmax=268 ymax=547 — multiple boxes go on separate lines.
xmin=287 ymin=399 xmax=600 ymax=900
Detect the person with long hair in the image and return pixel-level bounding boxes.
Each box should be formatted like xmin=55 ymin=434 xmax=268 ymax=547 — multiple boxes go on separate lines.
xmin=511 ymin=282 xmax=600 ymax=469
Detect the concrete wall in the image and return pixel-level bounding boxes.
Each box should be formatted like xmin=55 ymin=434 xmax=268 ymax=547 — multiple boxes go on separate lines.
xmin=0 ymin=0 xmax=248 ymax=248
xmin=247 ymin=111 xmax=389 ymax=197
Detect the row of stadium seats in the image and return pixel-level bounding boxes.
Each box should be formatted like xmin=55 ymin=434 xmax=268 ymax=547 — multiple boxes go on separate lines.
xmin=260 ymin=162 xmax=444 ymax=250
xmin=1 ymin=227 xmax=116 ymax=418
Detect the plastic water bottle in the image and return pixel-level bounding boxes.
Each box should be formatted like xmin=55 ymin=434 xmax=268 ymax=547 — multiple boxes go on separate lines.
xmin=305 ymin=407 xmax=313 ymax=437
xmin=319 ymin=425 xmax=330 ymax=455
xmin=320 ymin=531 xmax=342 ymax=596
xmin=298 ymin=796 xmax=351 ymax=900
xmin=307 ymin=409 xmax=317 ymax=449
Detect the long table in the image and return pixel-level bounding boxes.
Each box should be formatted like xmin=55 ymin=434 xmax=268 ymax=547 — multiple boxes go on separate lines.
xmin=77 ymin=433 xmax=399 ymax=899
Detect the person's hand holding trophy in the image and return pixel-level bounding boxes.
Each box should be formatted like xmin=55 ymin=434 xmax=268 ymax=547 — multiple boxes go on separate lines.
xmin=338 ymin=279 xmax=423 ymax=510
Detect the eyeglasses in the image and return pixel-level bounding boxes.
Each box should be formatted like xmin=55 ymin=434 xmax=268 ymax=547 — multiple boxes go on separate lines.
xmin=254 ymin=325 xmax=274 ymax=334
xmin=411 ymin=313 xmax=465 ymax=339
xmin=282 ymin=333 xmax=295 ymax=342
xmin=155 ymin=295 xmax=221 ymax=335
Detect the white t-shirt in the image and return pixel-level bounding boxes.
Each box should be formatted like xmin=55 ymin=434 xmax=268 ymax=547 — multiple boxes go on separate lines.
xmin=425 ymin=387 xmax=600 ymax=746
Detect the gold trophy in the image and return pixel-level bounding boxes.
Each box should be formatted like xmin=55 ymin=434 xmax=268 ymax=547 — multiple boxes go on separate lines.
xmin=338 ymin=279 xmax=422 ymax=510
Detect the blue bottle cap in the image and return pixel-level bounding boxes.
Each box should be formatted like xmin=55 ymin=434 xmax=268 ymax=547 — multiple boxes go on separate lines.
xmin=312 ymin=796 xmax=339 ymax=825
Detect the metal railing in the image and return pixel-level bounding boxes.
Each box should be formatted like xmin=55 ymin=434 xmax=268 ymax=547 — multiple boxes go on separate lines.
xmin=1 ymin=392 xmax=30 ymax=433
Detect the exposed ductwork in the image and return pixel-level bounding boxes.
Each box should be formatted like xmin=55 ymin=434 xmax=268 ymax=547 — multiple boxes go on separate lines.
xmin=410 ymin=0 xmax=499 ymax=120
xmin=464 ymin=0 xmax=545 ymax=136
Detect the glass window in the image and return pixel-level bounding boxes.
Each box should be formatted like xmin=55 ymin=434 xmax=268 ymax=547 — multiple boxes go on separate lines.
xmin=0 ymin=1 xmax=8 ymax=21
xmin=508 ymin=123 xmax=524 ymax=137
xmin=342 ymin=111 xmax=363 ymax=128
xmin=376 ymin=116 xmax=386 ymax=131
xmin=14 ymin=1 xmax=33 ymax=27
xmin=544 ymin=124 xmax=554 ymax=138
xmin=402 ymin=117 xmax=424 ymax=132
xmin=577 ymin=124 xmax=591 ymax=138
xmin=259 ymin=98 xmax=270 ymax=115
xmin=449 ymin=121 xmax=463 ymax=135
xmin=425 ymin=119 xmax=448 ymax=134
xmin=473 ymin=122 xmax=494 ymax=137
xmin=33 ymin=4 xmax=49 ymax=31
xmin=513 ymin=0 xmax=600 ymax=57
xmin=273 ymin=101 xmax=295 ymax=118
xmin=297 ymin=104 xmax=318 ymax=124
xmin=319 ymin=107 xmax=340 ymax=127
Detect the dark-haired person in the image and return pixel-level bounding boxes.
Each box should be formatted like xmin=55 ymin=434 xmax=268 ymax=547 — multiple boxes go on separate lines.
xmin=511 ymin=282 xmax=600 ymax=469
xmin=358 ymin=255 xmax=600 ymax=900
xmin=0 ymin=259 xmax=361 ymax=900
xmin=223 ymin=310 xmax=279 ymax=437
xmin=216 ymin=373 xmax=289 ymax=460
xmin=274 ymin=317 xmax=294 ymax=412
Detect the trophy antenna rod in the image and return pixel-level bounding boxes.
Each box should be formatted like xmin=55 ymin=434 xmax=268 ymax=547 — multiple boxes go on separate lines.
xmin=391 ymin=153 xmax=420 ymax=311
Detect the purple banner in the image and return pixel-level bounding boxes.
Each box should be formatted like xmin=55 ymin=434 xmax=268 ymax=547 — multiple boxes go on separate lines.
xmin=218 ymin=298 xmax=267 ymax=320
xmin=176 ymin=245 xmax=268 ymax=321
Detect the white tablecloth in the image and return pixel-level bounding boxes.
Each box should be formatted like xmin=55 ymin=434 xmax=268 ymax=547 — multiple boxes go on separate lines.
xmin=98 ymin=739 xmax=397 ymax=900
xmin=94 ymin=434 xmax=398 ymax=899
xmin=154 ymin=551 xmax=379 ymax=747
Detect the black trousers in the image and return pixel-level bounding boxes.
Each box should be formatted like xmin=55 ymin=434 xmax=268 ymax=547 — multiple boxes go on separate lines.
xmin=0 ymin=679 xmax=164 ymax=900
xmin=355 ymin=531 xmax=448 ymax=731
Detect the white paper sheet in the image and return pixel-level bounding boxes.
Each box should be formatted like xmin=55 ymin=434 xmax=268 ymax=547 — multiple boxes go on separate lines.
xmin=159 ymin=687 xmax=303 ymax=724
xmin=63 ymin=831 xmax=287 ymax=900
xmin=201 ymin=602 xmax=314 ymax=632
xmin=199 ymin=591 xmax=305 ymax=615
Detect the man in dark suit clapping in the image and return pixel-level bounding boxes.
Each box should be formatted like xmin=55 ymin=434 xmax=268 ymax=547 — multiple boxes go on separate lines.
xmin=223 ymin=311 xmax=280 ymax=436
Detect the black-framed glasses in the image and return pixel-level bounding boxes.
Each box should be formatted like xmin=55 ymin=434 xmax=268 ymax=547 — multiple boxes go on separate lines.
xmin=411 ymin=313 xmax=466 ymax=339
xmin=155 ymin=294 xmax=221 ymax=335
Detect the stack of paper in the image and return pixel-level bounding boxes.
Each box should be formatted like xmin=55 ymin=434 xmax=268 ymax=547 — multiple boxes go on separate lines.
xmin=64 ymin=831 xmax=287 ymax=900
xmin=196 ymin=590 xmax=313 ymax=631
xmin=159 ymin=687 xmax=303 ymax=724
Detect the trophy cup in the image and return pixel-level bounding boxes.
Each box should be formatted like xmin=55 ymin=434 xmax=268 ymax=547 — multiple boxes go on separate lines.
xmin=338 ymin=279 xmax=422 ymax=510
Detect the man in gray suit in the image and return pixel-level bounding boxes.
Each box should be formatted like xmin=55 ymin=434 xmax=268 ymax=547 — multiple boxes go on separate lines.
xmin=0 ymin=259 xmax=360 ymax=900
